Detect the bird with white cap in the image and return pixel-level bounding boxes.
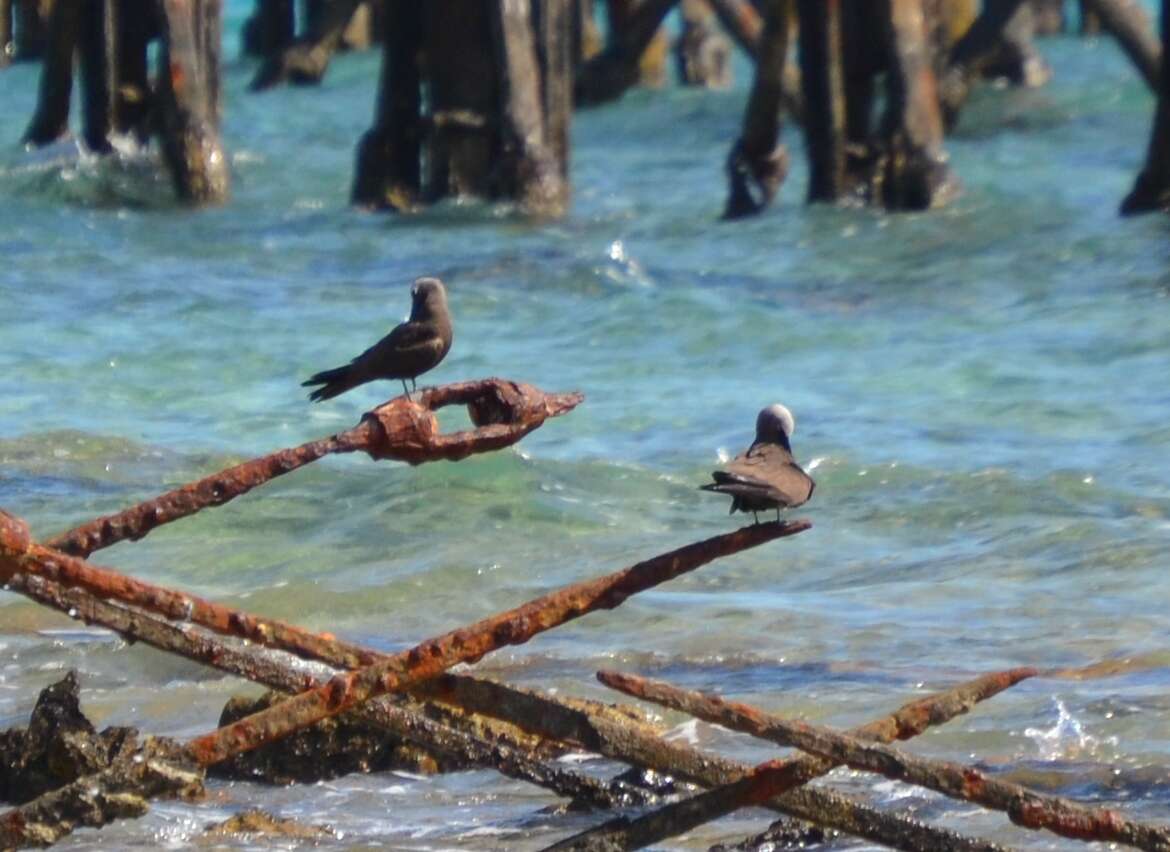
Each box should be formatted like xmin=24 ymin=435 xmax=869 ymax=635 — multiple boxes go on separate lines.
xmin=701 ymin=403 xmax=815 ymax=523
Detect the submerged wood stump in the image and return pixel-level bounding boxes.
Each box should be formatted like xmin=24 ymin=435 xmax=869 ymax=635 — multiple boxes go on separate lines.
xmin=353 ymin=0 xmax=570 ymax=217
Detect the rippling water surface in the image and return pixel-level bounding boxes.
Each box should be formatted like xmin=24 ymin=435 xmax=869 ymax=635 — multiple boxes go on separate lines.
xmin=2 ymin=7 xmax=1170 ymax=849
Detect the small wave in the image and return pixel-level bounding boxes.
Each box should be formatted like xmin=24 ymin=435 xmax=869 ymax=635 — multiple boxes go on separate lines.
xmin=1 ymin=139 xmax=179 ymax=210
xmin=1024 ymin=696 xmax=1116 ymax=761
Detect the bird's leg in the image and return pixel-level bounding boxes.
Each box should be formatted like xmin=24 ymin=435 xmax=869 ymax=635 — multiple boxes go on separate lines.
xmin=753 ymin=511 xmax=760 ymax=525
xmin=411 ymin=377 xmax=417 ymax=392
xmin=776 ymin=507 xmax=781 ymax=523
xmin=401 ymin=380 xmax=410 ymax=398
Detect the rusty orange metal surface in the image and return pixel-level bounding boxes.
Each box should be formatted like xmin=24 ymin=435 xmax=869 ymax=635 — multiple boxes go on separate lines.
xmin=45 ymin=378 xmax=582 ymax=558
xmin=598 ymin=670 xmax=1170 ymax=851
xmin=181 ymin=519 xmax=809 ymax=766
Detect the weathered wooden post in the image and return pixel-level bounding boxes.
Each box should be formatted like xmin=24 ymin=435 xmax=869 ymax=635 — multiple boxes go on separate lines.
xmin=535 ymin=0 xmax=573 ymax=181
xmin=1030 ymin=0 xmax=1066 ymax=33
xmin=1 ymin=0 xmax=13 ymax=67
xmin=249 ymin=0 xmax=363 ymax=89
xmin=878 ymin=0 xmax=956 ymax=209
xmin=796 ymin=0 xmax=846 ymax=202
xmin=22 ymin=0 xmax=81 ymax=145
xmin=241 ymin=0 xmax=294 ymax=58
xmin=723 ymin=0 xmax=791 ymax=218
xmin=575 ymin=0 xmax=677 ymax=106
xmin=112 ymin=0 xmax=155 ymax=141
xmin=1080 ymin=0 xmax=1102 ymax=33
xmin=14 ymin=0 xmax=50 ymax=60
xmin=351 ymin=0 xmax=421 ymax=210
xmin=675 ymin=0 xmax=732 ymax=88
xmin=1121 ymin=0 xmax=1170 ymax=213
xmin=354 ymin=0 xmax=569 ymax=217
xmin=77 ymin=0 xmax=115 ymax=153
xmin=493 ymin=0 xmax=566 ymax=214
xmin=155 ymin=0 xmax=230 ymax=204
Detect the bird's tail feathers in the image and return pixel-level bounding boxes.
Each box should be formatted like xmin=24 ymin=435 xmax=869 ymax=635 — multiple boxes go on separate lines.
xmin=302 ymin=365 xmax=359 ymax=402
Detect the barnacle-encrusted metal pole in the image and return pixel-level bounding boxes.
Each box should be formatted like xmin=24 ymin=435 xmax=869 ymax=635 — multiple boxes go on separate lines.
xmin=421 ymin=674 xmax=1007 ymax=852
xmin=46 ymin=378 xmax=583 ymax=558
xmin=599 ymin=670 xmax=1170 ymax=852
xmin=549 ymin=667 xmax=1037 ymax=851
xmin=4 ymin=572 xmax=651 ymax=812
xmin=180 ymin=520 xmax=809 ymax=765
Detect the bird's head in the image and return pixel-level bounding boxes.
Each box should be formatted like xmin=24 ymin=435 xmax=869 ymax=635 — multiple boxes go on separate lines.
xmin=409 ymin=277 xmax=448 ymax=319
xmin=756 ymin=403 xmax=796 ymax=447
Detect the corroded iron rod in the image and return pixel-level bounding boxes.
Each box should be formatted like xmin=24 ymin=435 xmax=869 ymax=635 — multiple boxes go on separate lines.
xmin=5 ymin=572 xmax=646 ymax=811
xmin=549 ymin=667 xmax=1035 ymax=850
xmin=178 ymin=520 xmax=808 ymax=765
xmin=46 ymin=378 xmax=583 ymax=558
xmin=422 ymin=674 xmax=1007 ymax=852
xmin=599 ymin=671 xmax=1170 ymax=851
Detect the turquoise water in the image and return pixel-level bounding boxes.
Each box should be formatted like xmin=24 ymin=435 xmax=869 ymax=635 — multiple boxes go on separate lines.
xmin=2 ymin=9 xmax=1170 ymax=849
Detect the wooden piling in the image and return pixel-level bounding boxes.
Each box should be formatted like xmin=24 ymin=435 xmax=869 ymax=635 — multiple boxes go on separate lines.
xmin=938 ymin=0 xmax=1030 ymax=128
xmin=796 ymin=0 xmax=847 ymax=202
xmin=111 ymin=0 xmax=154 ymax=140
xmin=1030 ymin=0 xmax=1066 ymax=33
xmin=351 ymin=0 xmax=422 ymax=211
xmin=535 ymin=0 xmax=573 ymax=180
xmin=1081 ymin=0 xmax=1160 ymax=91
xmin=241 ymin=0 xmax=294 ymax=58
xmin=22 ymin=0 xmax=81 ymax=146
xmin=249 ymin=0 xmax=362 ymax=89
xmin=14 ymin=0 xmax=49 ymax=61
xmin=1121 ymin=0 xmax=1170 ymax=214
xmin=494 ymin=0 xmax=568 ymax=216
xmin=77 ymin=0 xmax=115 ymax=153
xmin=675 ymin=0 xmax=732 ymax=88
xmin=723 ymin=0 xmax=792 ymax=218
xmin=878 ymin=0 xmax=957 ymax=209
xmin=155 ymin=0 xmax=230 ymax=204
xmin=575 ymin=0 xmax=679 ymax=106
xmin=1 ymin=0 xmax=12 ymax=68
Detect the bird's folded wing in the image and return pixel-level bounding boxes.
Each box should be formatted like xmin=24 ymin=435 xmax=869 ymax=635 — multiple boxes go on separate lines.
xmin=709 ymin=444 xmax=814 ymax=506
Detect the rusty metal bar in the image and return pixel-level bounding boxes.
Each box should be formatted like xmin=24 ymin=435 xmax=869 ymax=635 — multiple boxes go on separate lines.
xmin=46 ymin=378 xmax=583 ymax=558
xmin=421 ymin=674 xmax=1009 ymax=852
xmin=2 ymin=513 xmax=384 ymax=670
xmin=5 ymin=572 xmax=648 ymax=811
xmin=179 ymin=520 xmax=807 ymax=765
xmin=549 ymin=667 xmax=1035 ymax=850
xmin=1 ymin=506 xmax=809 ymax=767
xmin=599 ymin=670 xmax=1170 ymax=851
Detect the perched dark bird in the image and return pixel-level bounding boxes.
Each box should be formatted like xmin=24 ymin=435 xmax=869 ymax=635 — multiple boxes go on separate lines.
xmin=701 ymin=404 xmax=815 ymax=523
xmin=303 ymin=277 xmax=453 ymax=402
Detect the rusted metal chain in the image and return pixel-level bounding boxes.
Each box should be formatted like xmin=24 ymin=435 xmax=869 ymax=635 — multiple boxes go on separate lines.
xmin=45 ymin=378 xmax=583 ymax=558
xmin=599 ymin=671 xmax=1170 ymax=852
xmin=4 ymin=572 xmax=649 ymax=811
xmin=421 ymin=674 xmax=1008 ymax=852
xmin=547 ymin=667 xmax=1036 ymax=850
xmin=177 ymin=519 xmax=808 ymax=765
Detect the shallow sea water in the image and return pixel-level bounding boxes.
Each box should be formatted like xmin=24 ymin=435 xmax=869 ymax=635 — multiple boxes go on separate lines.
xmin=2 ymin=6 xmax=1170 ymax=850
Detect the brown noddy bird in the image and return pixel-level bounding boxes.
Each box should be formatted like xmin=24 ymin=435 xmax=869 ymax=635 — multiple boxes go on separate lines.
xmin=701 ymin=403 xmax=815 ymax=523
xmin=302 ymin=277 xmax=453 ymax=402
